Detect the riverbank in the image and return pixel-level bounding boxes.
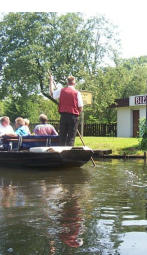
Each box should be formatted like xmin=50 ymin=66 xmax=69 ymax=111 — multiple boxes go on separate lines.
xmin=75 ymin=137 xmax=143 ymax=156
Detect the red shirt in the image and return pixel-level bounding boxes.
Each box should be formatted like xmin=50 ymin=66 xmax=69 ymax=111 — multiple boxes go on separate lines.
xmin=59 ymin=87 xmax=80 ymax=115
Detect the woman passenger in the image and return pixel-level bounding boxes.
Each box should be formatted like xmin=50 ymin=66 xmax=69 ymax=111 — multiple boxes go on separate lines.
xmin=15 ymin=117 xmax=30 ymax=136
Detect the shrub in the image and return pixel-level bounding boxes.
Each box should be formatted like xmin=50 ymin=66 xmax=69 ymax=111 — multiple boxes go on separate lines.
xmin=139 ymin=118 xmax=147 ymax=149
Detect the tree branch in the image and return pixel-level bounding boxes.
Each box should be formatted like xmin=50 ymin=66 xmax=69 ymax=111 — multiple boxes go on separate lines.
xmin=41 ymin=90 xmax=58 ymax=105
xmin=35 ymin=58 xmax=58 ymax=105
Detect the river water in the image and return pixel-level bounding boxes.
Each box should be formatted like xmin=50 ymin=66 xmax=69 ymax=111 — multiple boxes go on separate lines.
xmin=0 ymin=159 xmax=147 ymax=255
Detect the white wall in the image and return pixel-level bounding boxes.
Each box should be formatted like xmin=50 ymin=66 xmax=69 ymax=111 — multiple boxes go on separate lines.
xmin=140 ymin=106 xmax=146 ymax=119
xmin=117 ymin=107 xmax=133 ymax=137
xmin=117 ymin=97 xmax=147 ymax=137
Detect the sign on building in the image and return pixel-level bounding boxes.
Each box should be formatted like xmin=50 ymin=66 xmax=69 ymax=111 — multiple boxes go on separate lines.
xmin=129 ymin=94 xmax=147 ymax=106
xmin=135 ymin=95 xmax=146 ymax=105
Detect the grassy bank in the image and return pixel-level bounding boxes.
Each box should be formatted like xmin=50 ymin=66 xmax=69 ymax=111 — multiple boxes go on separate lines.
xmin=75 ymin=137 xmax=143 ymax=155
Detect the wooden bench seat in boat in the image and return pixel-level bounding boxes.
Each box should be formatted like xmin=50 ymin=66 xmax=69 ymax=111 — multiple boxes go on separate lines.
xmin=1 ymin=135 xmax=60 ymax=151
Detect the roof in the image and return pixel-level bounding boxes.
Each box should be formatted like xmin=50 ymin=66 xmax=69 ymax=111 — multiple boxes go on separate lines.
xmin=111 ymin=98 xmax=129 ymax=108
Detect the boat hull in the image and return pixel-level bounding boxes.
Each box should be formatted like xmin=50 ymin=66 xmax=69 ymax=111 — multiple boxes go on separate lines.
xmin=0 ymin=149 xmax=93 ymax=168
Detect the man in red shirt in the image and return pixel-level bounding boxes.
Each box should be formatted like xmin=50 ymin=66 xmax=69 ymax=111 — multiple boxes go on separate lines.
xmin=50 ymin=75 xmax=83 ymax=146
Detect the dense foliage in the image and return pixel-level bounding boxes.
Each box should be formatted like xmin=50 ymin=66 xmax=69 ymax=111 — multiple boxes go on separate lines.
xmin=3 ymin=95 xmax=59 ymax=123
xmin=139 ymin=118 xmax=147 ymax=150
xmin=0 ymin=12 xmax=147 ymax=123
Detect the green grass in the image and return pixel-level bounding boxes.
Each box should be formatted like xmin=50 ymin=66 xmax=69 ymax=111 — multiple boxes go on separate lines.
xmin=75 ymin=137 xmax=143 ymax=155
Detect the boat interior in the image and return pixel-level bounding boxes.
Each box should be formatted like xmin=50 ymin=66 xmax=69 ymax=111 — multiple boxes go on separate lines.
xmin=0 ymin=135 xmax=60 ymax=151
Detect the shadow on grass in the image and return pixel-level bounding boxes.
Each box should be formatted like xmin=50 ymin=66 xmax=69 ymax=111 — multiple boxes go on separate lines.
xmin=119 ymin=144 xmax=142 ymax=155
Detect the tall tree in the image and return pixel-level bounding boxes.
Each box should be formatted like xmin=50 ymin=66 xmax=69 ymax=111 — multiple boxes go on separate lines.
xmin=0 ymin=12 xmax=120 ymax=103
xmin=78 ymin=56 xmax=147 ymax=123
xmin=4 ymin=95 xmax=59 ymax=123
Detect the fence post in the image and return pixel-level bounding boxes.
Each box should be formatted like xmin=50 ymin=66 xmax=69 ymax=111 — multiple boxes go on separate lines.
xmin=80 ymin=111 xmax=84 ymax=137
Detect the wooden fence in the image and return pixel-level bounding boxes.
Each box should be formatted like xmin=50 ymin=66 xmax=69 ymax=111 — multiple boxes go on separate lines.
xmin=79 ymin=123 xmax=117 ymax=137
xmin=31 ymin=121 xmax=117 ymax=137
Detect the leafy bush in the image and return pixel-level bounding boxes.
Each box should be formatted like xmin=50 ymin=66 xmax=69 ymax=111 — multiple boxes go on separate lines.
xmin=139 ymin=118 xmax=146 ymax=138
xmin=4 ymin=95 xmax=59 ymax=123
xmin=139 ymin=118 xmax=147 ymax=149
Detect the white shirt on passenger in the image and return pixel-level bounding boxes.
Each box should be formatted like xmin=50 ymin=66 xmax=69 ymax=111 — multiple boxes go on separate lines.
xmin=0 ymin=123 xmax=14 ymax=136
xmin=53 ymin=86 xmax=83 ymax=108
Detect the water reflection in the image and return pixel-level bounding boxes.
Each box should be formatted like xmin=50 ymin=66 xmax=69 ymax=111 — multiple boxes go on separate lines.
xmin=59 ymin=195 xmax=84 ymax=248
xmin=0 ymin=167 xmax=89 ymax=255
xmin=0 ymin=160 xmax=147 ymax=254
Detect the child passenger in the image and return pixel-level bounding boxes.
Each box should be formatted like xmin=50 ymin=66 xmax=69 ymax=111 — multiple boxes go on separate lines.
xmin=34 ymin=114 xmax=58 ymax=136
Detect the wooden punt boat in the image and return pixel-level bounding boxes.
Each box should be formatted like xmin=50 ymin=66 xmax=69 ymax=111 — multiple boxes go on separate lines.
xmin=0 ymin=136 xmax=93 ymax=168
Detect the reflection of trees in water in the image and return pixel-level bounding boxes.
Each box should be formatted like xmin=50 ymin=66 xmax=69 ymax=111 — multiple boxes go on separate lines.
xmin=78 ymin=161 xmax=147 ymax=254
xmin=0 ymin=179 xmax=25 ymax=208
xmin=0 ymin=184 xmax=17 ymax=208
xmin=0 ymin=168 xmax=90 ymax=254
xmin=1 ymin=162 xmax=147 ymax=255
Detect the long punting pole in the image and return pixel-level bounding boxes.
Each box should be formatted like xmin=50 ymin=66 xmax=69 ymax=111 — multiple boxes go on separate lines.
xmin=77 ymin=130 xmax=96 ymax=167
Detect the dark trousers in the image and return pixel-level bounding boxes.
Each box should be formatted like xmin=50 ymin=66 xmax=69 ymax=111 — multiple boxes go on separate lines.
xmin=59 ymin=113 xmax=79 ymax=146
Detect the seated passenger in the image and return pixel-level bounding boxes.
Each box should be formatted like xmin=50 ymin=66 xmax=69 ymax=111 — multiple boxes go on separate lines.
xmin=34 ymin=114 xmax=58 ymax=136
xmin=24 ymin=118 xmax=31 ymax=135
xmin=15 ymin=117 xmax=30 ymax=136
xmin=0 ymin=116 xmax=15 ymax=137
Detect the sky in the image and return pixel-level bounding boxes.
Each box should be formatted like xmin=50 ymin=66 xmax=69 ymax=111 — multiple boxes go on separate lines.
xmin=1 ymin=0 xmax=147 ymax=59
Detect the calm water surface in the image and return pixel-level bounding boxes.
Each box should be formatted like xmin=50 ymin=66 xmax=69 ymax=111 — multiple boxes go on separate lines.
xmin=0 ymin=159 xmax=147 ymax=255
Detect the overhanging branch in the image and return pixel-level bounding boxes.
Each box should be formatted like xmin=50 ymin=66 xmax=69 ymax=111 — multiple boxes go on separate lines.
xmin=41 ymin=90 xmax=58 ymax=105
xmin=35 ymin=58 xmax=58 ymax=105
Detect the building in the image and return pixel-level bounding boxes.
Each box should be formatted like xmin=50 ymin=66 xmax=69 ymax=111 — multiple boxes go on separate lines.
xmin=114 ymin=94 xmax=147 ymax=137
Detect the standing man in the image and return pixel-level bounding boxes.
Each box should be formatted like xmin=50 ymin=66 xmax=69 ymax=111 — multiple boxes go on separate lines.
xmin=50 ymin=75 xmax=83 ymax=146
